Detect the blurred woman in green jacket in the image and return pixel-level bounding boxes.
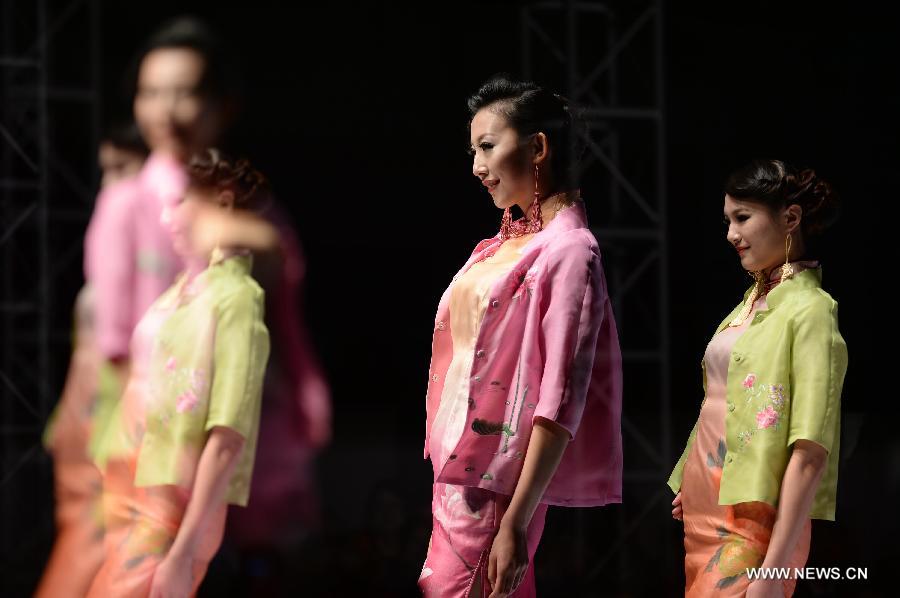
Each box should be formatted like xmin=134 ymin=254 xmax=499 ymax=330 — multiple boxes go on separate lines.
xmin=668 ymin=160 xmax=847 ymax=597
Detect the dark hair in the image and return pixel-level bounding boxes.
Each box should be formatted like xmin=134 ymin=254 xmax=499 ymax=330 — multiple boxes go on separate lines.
xmin=467 ymin=74 xmax=585 ymax=187
xmin=724 ymin=159 xmax=839 ymax=249
xmin=127 ymin=16 xmax=241 ymax=101
xmin=100 ymin=120 xmax=149 ymax=156
xmin=187 ymin=148 xmax=269 ymax=211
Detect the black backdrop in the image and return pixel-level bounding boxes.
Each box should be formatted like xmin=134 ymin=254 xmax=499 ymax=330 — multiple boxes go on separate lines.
xmin=2 ymin=0 xmax=896 ymax=596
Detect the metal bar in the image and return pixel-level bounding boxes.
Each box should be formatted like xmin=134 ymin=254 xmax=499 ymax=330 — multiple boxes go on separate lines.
xmin=0 ymin=444 xmax=42 ymax=487
xmin=581 ymin=132 xmax=659 ymax=223
xmin=7 ymin=86 xmax=97 ymax=102
xmin=0 ymin=122 xmax=39 ymax=172
xmin=0 ymin=57 xmax=41 ymax=67
xmin=0 ymin=203 xmax=37 ymax=246
xmin=582 ymin=106 xmax=661 ymax=120
xmin=0 ymin=180 xmax=41 ymax=190
xmin=0 ymin=370 xmax=42 ymax=420
xmin=24 ymin=0 xmax=86 ymax=56
xmin=576 ymin=6 xmax=655 ymax=97
xmin=616 ymin=249 xmax=658 ymax=296
xmin=0 ymin=303 xmax=37 ymax=313
xmin=48 ymin=151 xmax=94 ymax=204
xmin=520 ymin=7 xmax=532 ymax=79
xmin=620 ymin=350 xmax=662 ymax=361
xmin=653 ymin=0 xmax=673 ymax=578
xmin=37 ymin=0 xmax=52 ymax=432
xmin=622 ymin=414 xmax=663 ymax=466
xmin=587 ymin=487 xmax=669 ymax=578
xmin=527 ymin=18 xmax=567 ymax=64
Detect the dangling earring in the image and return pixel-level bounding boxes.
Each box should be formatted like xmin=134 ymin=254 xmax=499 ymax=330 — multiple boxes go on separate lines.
xmin=499 ymin=207 xmax=513 ymax=242
xmin=779 ymin=233 xmax=794 ymax=284
xmin=209 ymin=244 xmax=225 ymax=268
xmin=527 ymin=164 xmax=542 ymax=233
xmin=498 ymin=164 xmax=544 ymax=242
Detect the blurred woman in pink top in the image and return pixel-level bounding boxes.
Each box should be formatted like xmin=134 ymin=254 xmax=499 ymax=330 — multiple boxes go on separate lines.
xmin=83 ymin=16 xmax=330 ymax=589
xmin=419 ymin=75 xmax=623 ymax=598
xmin=36 ymin=122 xmax=148 ymax=598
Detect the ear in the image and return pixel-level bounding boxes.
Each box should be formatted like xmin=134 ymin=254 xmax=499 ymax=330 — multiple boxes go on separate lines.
xmin=218 ymin=189 xmax=236 ymax=210
xmin=530 ymin=132 xmax=550 ymax=166
xmin=783 ymin=203 xmax=803 ymax=234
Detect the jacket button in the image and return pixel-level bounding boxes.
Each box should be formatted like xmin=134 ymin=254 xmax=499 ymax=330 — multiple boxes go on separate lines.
xmin=733 ymin=354 xmax=742 ymax=362
xmin=473 ymin=375 xmax=482 ymax=382
xmin=476 ymin=349 xmax=485 ymax=358
xmin=727 ymin=402 xmax=735 ymax=412
xmin=490 ymin=299 xmax=500 ymax=308
xmin=436 ymin=320 xmax=446 ymax=330
xmin=465 ymin=466 xmax=475 ymax=472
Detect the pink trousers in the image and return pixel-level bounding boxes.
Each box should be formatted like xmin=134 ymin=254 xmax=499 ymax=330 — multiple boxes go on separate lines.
xmin=419 ymin=483 xmax=548 ymax=598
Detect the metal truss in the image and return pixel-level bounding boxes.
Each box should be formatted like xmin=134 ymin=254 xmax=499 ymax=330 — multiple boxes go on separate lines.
xmin=0 ymin=0 xmax=100 ymax=577
xmin=520 ymin=0 xmax=671 ymax=593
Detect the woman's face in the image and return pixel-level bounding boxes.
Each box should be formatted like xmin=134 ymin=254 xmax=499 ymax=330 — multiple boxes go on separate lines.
xmin=134 ymin=48 xmax=221 ymax=158
xmin=724 ymin=194 xmax=797 ymax=272
xmin=470 ymin=108 xmax=534 ymax=210
xmin=160 ymin=186 xmax=215 ymax=258
xmin=98 ymin=142 xmax=145 ymax=188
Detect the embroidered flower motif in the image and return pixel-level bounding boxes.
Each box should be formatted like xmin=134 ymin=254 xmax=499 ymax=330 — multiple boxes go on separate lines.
xmin=190 ymin=368 xmax=207 ymax=394
xmin=755 ymin=405 xmax=779 ymax=430
xmin=176 ymin=390 xmax=199 ymax=413
xmin=768 ymin=384 xmax=785 ymax=407
xmin=165 ymin=357 xmax=177 ymax=372
xmin=736 ymin=379 xmax=789 ymax=451
xmin=512 ymin=267 xmax=539 ymax=300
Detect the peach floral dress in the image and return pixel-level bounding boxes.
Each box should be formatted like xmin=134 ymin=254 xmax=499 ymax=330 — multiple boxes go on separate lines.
xmin=680 ymin=295 xmax=811 ymax=596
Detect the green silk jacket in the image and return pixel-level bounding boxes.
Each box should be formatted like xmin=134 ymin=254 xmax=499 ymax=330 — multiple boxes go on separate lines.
xmin=668 ymin=267 xmax=847 ymax=521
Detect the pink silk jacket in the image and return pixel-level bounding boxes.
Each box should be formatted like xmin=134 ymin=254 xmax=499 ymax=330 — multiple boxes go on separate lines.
xmin=425 ymin=202 xmax=623 ymax=507
xmin=84 ymin=152 xmax=186 ymax=360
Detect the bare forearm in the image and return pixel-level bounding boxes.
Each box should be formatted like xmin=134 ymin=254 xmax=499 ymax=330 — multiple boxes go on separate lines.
xmin=762 ymin=440 xmax=827 ymax=568
xmin=168 ymin=427 xmax=244 ymax=561
xmin=220 ymin=212 xmax=279 ymax=253
xmin=501 ymin=417 xmax=569 ymax=532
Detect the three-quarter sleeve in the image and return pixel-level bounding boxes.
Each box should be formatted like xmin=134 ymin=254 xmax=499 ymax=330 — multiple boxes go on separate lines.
xmin=787 ymin=293 xmax=847 ymax=453
xmin=533 ymin=236 xmax=606 ymax=439
xmin=84 ymin=186 xmax=136 ymax=360
xmin=206 ymin=285 xmax=270 ymax=439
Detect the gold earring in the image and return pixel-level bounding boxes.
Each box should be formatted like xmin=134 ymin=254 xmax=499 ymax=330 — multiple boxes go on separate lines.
xmin=780 ymin=233 xmax=794 ymax=284
xmin=209 ymin=245 xmax=225 ymax=267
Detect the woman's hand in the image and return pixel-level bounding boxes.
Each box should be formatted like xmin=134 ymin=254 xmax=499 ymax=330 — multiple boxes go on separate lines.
xmin=149 ymin=555 xmax=193 ymax=598
xmin=487 ymin=523 xmax=529 ymax=598
xmin=672 ymin=491 xmax=683 ymax=521
xmin=746 ymin=578 xmax=783 ymax=598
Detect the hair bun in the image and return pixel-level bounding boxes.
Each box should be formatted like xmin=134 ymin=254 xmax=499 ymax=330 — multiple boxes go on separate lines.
xmin=783 ymin=167 xmax=839 ymax=236
xmin=187 ymin=148 xmax=269 ymax=210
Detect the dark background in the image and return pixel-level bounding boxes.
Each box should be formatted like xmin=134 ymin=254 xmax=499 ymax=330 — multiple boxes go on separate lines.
xmin=2 ymin=0 xmax=896 ymax=595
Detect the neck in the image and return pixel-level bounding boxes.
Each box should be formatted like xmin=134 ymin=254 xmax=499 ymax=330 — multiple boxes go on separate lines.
xmin=513 ymin=188 xmax=577 ymax=222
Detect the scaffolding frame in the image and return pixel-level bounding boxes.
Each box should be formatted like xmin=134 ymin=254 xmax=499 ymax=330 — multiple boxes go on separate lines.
xmin=520 ymin=0 xmax=671 ymax=590
xmin=0 ymin=0 xmax=101 ymax=571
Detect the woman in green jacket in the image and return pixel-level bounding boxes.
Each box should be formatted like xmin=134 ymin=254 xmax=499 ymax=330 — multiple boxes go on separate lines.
xmin=668 ymin=160 xmax=847 ymax=597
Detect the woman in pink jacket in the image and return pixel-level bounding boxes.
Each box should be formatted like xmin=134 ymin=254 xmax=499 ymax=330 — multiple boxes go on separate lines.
xmin=419 ymin=75 xmax=623 ymax=598
xmin=82 ymin=17 xmax=330 ymax=587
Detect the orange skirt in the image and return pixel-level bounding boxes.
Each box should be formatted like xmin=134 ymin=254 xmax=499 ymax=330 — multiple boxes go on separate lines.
xmin=87 ymin=455 xmax=226 ymax=597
